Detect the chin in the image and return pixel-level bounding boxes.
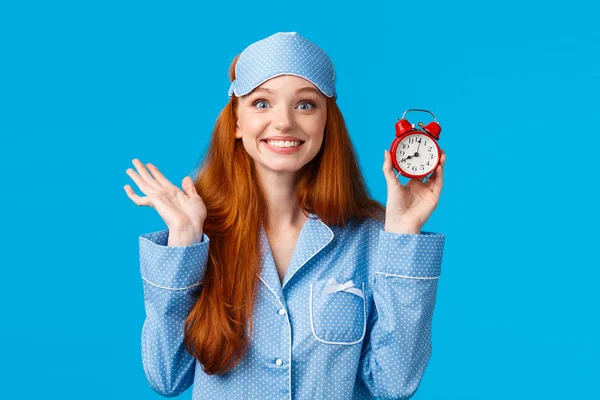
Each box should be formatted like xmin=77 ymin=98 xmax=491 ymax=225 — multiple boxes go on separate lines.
xmin=266 ymin=164 xmax=304 ymax=173
xmin=258 ymin=159 xmax=308 ymax=173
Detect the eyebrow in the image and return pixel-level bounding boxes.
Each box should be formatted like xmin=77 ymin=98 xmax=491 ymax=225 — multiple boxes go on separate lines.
xmin=251 ymin=87 xmax=321 ymax=96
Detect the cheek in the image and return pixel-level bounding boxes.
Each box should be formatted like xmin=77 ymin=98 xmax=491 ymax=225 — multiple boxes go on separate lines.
xmin=241 ymin=136 xmax=260 ymax=155
xmin=307 ymin=123 xmax=326 ymax=146
xmin=311 ymin=112 xmax=327 ymax=136
xmin=239 ymin=118 xmax=268 ymax=139
xmin=310 ymin=136 xmax=325 ymax=155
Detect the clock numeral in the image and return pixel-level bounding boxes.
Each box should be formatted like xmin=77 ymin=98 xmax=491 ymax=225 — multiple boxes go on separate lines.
xmin=412 ymin=166 xmax=417 ymax=172
xmin=401 ymin=144 xmax=409 ymax=149
xmin=399 ymin=150 xmax=405 ymax=156
xmin=429 ymin=154 xmax=434 ymax=159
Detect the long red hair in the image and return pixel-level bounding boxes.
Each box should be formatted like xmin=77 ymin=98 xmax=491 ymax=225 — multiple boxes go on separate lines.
xmin=184 ymin=54 xmax=385 ymax=375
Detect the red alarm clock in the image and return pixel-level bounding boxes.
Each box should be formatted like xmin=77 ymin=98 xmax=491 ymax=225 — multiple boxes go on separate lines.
xmin=390 ymin=109 xmax=442 ymax=181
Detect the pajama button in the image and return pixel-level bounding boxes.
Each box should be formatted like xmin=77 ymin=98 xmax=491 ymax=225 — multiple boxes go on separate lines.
xmin=275 ymin=359 xmax=283 ymax=366
xmin=278 ymin=308 xmax=286 ymax=315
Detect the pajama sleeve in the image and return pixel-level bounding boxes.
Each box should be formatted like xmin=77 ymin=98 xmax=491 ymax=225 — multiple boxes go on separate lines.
xmin=358 ymin=228 xmax=445 ymax=399
xmin=139 ymin=229 xmax=210 ymax=397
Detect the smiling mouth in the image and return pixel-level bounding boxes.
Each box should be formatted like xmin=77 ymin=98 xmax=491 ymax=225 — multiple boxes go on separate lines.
xmin=261 ymin=139 xmax=306 ymax=146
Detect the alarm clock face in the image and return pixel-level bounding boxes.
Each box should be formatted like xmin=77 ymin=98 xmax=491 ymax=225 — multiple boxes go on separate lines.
xmin=393 ymin=133 xmax=440 ymax=177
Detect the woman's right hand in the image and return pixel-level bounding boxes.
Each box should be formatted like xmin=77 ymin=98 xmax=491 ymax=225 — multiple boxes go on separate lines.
xmin=124 ymin=159 xmax=207 ymax=242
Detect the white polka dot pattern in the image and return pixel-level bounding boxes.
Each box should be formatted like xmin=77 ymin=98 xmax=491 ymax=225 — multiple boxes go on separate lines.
xmin=138 ymin=213 xmax=445 ymax=399
xmin=139 ymin=229 xmax=210 ymax=397
xmin=139 ymin=229 xmax=210 ymax=289
xmin=310 ymin=279 xmax=366 ymax=344
xmin=228 ymin=32 xmax=337 ymax=99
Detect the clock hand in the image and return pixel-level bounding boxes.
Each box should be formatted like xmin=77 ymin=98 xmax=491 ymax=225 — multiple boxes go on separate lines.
xmin=414 ymin=138 xmax=421 ymax=157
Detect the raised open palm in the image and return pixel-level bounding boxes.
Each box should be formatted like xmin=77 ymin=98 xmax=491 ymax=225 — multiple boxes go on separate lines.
xmin=124 ymin=159 xmax=207 ymax=232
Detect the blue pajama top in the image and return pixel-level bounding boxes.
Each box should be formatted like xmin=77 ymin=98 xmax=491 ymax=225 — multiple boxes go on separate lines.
xmin=139 ymin=212 xmax=445 ymax=399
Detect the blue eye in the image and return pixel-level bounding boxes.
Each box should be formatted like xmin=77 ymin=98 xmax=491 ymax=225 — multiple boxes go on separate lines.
xmin=252 ymin=100 xmax=316 ymax=110
xmin=298 ymin=102 xmax=316 ymax=110
xmin=253 ymin=100 xmax=269 ymax=109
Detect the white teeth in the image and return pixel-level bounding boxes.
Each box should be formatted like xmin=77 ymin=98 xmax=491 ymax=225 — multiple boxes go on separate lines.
xmin=266 ymin=140 xmax=302 ymax=148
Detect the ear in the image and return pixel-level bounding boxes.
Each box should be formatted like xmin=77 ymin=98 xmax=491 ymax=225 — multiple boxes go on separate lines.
xmin=235 ymin=123 xmax=242 ymax=139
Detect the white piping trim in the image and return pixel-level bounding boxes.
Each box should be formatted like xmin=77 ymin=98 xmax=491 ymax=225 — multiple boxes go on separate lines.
xmin=309 ymin=282 xmax=366 ymax=346
xmin=254 ymin=216 xmax=334 ymax=399
xmin=257 ymin=275 xmax=293 ymax=400
xmin=281 ymin=219 xmax=334 ymax=291
xmin=374 ymin=272 xmax=440 ymax=280
xmin=141 ymin=276 xmax=202 ymax=291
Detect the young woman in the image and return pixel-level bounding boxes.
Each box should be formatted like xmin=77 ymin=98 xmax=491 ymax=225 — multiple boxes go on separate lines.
xmin=124 ymin=32 xmax=446 ymax=399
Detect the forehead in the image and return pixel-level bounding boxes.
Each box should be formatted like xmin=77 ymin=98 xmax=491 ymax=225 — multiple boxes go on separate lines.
xmin=249 ymin=75 xmax=322 ymax=97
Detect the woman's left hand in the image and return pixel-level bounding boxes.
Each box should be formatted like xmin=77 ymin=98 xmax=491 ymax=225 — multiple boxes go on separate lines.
xmin=382 ymin=149 xmax=446 ymax=234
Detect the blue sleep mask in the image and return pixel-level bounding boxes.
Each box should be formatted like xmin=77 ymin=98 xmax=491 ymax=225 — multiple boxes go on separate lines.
xmin=228 ymin=32 xmax=337 ymax=99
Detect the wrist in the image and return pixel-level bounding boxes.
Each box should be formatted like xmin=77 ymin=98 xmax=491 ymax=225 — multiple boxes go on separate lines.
xmin=168 ymin=231 xmax=204 ymax=247
xmin=384 ymin=221 xmax=421 ymax=235
xmin=167 ymin=223 xmax=204 ymax=246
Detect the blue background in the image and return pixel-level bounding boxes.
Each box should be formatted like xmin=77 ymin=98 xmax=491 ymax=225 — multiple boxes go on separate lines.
xmin=1 ymin=0 xmax=598 ymax=399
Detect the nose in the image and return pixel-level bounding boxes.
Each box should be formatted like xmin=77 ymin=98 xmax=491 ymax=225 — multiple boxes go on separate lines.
xmin=272 ymin=107 xmax=296 ymax=132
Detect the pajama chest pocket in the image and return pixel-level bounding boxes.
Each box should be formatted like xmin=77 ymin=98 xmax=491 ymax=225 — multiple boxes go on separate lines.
xmin=309 ymin=277 xmax=366 ymax=345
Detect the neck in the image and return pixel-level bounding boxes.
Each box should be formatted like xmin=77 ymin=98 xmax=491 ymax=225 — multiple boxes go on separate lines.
xmin=257 ymin=168 xmax=307 ymax=230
